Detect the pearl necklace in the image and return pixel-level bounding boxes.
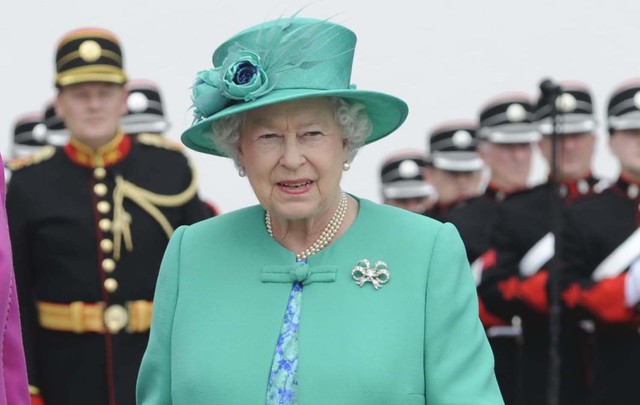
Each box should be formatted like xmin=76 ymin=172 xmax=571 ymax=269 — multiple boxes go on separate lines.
xmin=265 ymin=191 xmax=348 ymax=261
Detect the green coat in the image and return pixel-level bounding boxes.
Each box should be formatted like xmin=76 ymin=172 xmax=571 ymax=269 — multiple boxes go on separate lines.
xmin=137 ymin=197 xmax=503 ymax=404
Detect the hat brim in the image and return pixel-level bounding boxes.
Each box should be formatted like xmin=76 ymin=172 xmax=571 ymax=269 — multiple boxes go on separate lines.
xmin=383 ymin=181 xmax=435 ymax=199
xmin=538 ymin=117 xmax=597 ymax=136
xmin=481 ymin=129 xmax=542 ymax=144
xmin=121 ymin=116 xmax=171 ymax=135
xmin=431 ymin=152 xmax=485 ymax=172
xmin=609 ymin=111 xmax=640 ymax=132
xmin=56 ymin=69 xmax=128 ymax=87
xmin=181 ymin=88 xmax=408 ymax=156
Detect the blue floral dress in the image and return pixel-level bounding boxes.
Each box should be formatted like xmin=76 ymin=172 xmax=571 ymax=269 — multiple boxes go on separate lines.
xmin=266 ymin=281 xmax=303 ymax=404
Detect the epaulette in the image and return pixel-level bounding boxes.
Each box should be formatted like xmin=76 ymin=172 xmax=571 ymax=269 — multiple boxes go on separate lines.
xmin=7 ymin=146 xmax=56 ymax=171
xmin=136 ymin=133 xmax=183 ymax=153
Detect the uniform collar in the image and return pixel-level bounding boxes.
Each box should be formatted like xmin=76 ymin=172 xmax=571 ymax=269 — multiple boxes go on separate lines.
xmin=484 ymin=182 xmax=521 ymax=202
xmin=556 ymin=174 xmax=597 ymax=200
xmin=64 ymin=131 xmax=131 ymax=168
xmin=615 ymin=175 xmax=640 ymax=199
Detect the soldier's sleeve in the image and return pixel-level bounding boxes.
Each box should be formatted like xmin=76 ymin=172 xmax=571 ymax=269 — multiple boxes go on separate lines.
xmin=477 ymin=205 xmax=529 ymax=320
xmin=6 ymin=174 xmax=42 ymax=397
xmin=561 ymin=208 xmax=636 ymax=323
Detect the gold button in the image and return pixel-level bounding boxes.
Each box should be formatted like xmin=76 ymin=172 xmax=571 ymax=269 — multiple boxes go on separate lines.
xmin=100 ymin=239 xmax=113 ymax=253
xmin=102 ymin=258 xmax=116 ymax=273
xmin=99 ymin=218 xmax=112 ymax=232
xmin=103 ymin=304 xmax=128 ymax=334
xmin=104 ymin=278 xmax=118 ymax=293
xmin=97 ymin=201 xmax=111 ymax=214
xmin=94 ymin=183 xmax=108 ymax=197
xmin=93 ymin=167 xmax=107 ymax=180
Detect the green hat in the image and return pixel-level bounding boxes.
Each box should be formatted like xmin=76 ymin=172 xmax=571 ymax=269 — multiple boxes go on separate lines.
xmin=181 ymin=17 xmax=409 ymax=156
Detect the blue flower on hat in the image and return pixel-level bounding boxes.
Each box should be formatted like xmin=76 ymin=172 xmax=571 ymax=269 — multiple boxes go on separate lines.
xmin=219 ymin=49 xmax=273 ymax=101
xmin=191 ymin=47 xmax=275 ymax=121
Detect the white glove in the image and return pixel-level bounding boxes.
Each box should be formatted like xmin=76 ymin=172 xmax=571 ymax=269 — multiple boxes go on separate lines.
xmin=624 ymin=259 xmax=640 ymax=307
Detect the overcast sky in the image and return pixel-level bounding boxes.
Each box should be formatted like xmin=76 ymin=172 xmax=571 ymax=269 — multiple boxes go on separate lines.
xmin=2 ymin=0 xmax=638 ymax=212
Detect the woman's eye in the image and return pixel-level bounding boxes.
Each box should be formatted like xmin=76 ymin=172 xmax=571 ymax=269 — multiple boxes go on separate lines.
xmin=303 ymin=131 xmax=323 ymax=137
xmin=259 ymin=133 xmax=278 ymax=140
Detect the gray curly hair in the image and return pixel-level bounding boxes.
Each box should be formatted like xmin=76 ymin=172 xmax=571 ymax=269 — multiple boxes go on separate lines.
xmin=207 ymin=97 xmax=373 ymax=167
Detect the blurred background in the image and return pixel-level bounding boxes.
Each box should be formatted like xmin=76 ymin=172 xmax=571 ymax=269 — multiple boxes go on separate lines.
xmin=2 ymin=0 xmax=638 ymax=212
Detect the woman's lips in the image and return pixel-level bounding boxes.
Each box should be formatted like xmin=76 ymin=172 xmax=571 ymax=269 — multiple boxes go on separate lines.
xmin=277 ymin=180 xmax=314 ymax=195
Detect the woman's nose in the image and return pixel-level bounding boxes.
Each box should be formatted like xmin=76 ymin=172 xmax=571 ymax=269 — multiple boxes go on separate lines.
xmin=281 ymin=137 xmax=305 ymax=169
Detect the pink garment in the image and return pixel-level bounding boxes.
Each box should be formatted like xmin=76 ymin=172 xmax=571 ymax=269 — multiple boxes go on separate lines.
xmin=0 ymin=156 xmax=29 ymax=405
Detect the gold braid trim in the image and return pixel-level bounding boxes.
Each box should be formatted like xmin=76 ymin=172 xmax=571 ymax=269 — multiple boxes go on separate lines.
xmin=8 ymin=146 xmax=56 ymax=171
xmin=111 ymin=165 xmax=199 ymax=260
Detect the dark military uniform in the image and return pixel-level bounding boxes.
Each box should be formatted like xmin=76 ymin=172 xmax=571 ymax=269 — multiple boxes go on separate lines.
xmin=444 ymin=185 xmax=506 ymax=262
xmin=561 ymin=80 xmax=640 ymax=405
xmin=478 ymin=178 xmax=602 ymax=405
xmin=562 ymin=177 xmax=640 ymax=405
xmin=443 ymin=95 xmax=543 ymax=405
xmin=478 ymin=83 xmax=602 ymax=405
xmin=7 ymin=132 xmax=210 ymax=405
xmin=7 ymin=27 xmax=211 ymax=405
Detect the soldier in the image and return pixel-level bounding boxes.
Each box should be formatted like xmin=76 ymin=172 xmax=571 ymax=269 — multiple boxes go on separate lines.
xmin=120 ymin=79 xmax=170 ymax=136
xmin=6 ymin=27 xmax=210 ymax=405
xmin=561 ymin=79 xmax=640 ymax=405
xmin=379 ymin=150 xmax=436 ymax=213
xmin=424 ymin=120 xmax=485 ymax=220
xmin=478 ymin=82 xmax=601 ymax=404
xmin=442 ymin=94 xmax=541 ymax=404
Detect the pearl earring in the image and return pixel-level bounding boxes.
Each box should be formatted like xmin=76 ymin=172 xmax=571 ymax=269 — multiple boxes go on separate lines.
xmin=238 ymin=167 xmax=246 ymax=177
xmin=343 ymin=162 xmax=351 ymax=171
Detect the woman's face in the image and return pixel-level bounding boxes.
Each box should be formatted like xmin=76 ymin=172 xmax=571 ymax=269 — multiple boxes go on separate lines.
xmin=237 ymin=97 xmax=348 ymax=222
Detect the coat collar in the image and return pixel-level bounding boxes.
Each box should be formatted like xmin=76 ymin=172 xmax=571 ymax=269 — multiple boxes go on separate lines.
xmin=63 ymin=131 xmax=131 ymax=168
xmin=615 ymin=175 xmax=640 ymax=199
xmin=262 ymin=262 xmax=338 ymax=285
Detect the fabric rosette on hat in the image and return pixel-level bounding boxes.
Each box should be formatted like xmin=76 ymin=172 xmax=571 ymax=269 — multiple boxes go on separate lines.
xmin=191 ymin=49 xmax=273 ymax=119
xmin=183 ymin=16 xmax=409 ymax=157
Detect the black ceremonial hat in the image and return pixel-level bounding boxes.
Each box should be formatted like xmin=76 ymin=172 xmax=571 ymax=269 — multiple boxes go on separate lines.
xmin=12 ymin=113 xmax=48 ymax=158
xmin=427 ymin=120 xmax=484 ymax=172
xmin=607 ymin=78 xmax=640 ymax=133
xmin=55 ymin=27 xmax=127 ymax=87
xmin=380 ymin=151 xmax=434 ymax=199
xmin=121 ymin=79 xmax=170 ymax=135
xmin=44 ymin=100 xmax=70 ymax=146
xmin=535 ymin=82 xmax=597 ymax=135
xmin=478 ymin=93 xmax=541 ymax=143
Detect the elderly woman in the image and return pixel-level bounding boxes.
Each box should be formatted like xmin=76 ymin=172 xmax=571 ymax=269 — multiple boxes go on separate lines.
xmin=137 ymin=16 xmax=503 ymax=405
